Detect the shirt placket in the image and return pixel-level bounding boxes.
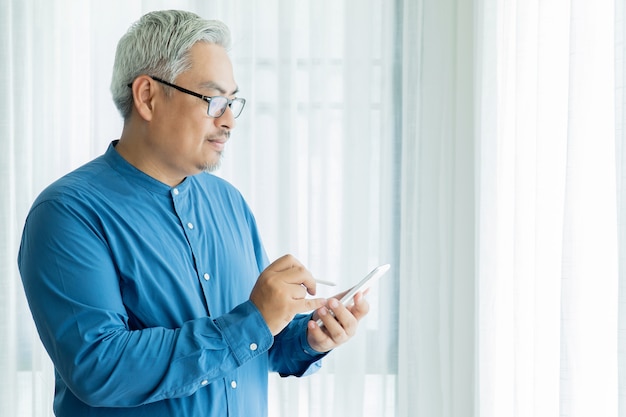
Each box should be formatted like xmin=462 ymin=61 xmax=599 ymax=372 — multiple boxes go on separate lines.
xmin=171 ymin=185 xmax=213 ymax=316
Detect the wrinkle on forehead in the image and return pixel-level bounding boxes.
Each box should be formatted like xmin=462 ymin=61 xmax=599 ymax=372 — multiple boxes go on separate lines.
xmin=198 ymin=80 xmax=239 ymax=96
xmin=183 ymin=42 xmax=239 ymax=97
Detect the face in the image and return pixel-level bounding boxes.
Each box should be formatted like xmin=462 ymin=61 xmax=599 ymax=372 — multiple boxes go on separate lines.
xmin=148 ymin=42 xmax=239 ymax=180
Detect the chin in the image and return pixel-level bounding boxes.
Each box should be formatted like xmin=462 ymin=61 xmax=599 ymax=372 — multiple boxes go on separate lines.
xmin=200 ymin=154 xmax=223 ymax=173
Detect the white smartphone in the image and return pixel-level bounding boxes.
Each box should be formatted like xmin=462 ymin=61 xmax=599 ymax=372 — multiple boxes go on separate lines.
xmin=316 ymin=263 xmax=390 ymax=326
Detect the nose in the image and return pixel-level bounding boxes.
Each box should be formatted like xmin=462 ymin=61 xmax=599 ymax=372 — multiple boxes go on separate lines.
xmin=215 ymin=105 xmax=236 ymax=130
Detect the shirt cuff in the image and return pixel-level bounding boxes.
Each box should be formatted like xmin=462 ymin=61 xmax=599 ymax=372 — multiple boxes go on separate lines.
xmin=214 ymin=300 xmax=274 ymax=366
xmin=299 ymin=313 xmax=330 ymax=357
xmin=277 ymin=313 xmax=329 ymax=377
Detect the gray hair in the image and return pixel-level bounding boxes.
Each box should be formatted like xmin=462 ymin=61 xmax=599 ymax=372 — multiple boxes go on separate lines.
xmin=110 ymin=10 xmax=232 ymax=120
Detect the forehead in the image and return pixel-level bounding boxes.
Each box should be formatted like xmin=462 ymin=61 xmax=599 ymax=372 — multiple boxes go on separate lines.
xmin=180 ymin=42 xmax=237 ymax=93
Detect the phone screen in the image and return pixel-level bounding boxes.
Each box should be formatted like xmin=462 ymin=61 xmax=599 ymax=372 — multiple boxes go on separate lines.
xmin=316 ymin=264 xmax=390 ymax=326
xmin=338 ymin=264 xmax=390 ymax=306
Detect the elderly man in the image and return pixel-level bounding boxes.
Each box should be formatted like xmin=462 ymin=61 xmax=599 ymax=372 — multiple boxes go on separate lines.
xmin=18 ymin=9 xmax=368 ymax=417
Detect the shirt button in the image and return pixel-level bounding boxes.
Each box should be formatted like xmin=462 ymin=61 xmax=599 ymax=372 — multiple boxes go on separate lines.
xmin=173 ymin=188 xmax=179 ymax=196
xmin=187 ymin=222 xmax=194 ymax=229
xmin=201 ymin=380 xmax=209 ymax=386
xmin=231 ymin=380 xmax=237 ymax=389
xmin=203 ymin=273 xmax=210 ymax=281
xmin=250 ymin=343 xmax=258 ymax=351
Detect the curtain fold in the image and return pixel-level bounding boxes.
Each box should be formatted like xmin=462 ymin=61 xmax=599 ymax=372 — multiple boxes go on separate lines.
xmin=397 ymin=0 xmax=476 ymax=416
xmin=617 ymin=1 xmax=626 ymax=415
xmin=475 ymin=0 xmax=570 ymax=415
xmin=561 ymin=1 xmax=618 ymax=415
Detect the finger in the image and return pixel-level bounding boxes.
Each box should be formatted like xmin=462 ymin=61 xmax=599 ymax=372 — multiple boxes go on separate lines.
xmin=277 ymin=265 xmax=317 ymax=295
xmin=306 ymin=320 xmax=333 ymax=353
xmin=308 ymin=319 xmax=322 ymax=334
xmin=266 ymin=254 xmax=303 ymax=273
xmin=327 ymin=298 xmax=358 ymax=333
xmin=332 ymin=288 xmax=351 ymax=301
xmin=264 ymin=255 xmax=319 ymax=296
xmin=348 ymin=292 xmax=370 ymax=321
xmin=314 ymin=306 xmax=334 ymax=329
xmin=316 ymin=302 xmax=344 ymax=329
xmin=301 ymin=297 xmax=327 ymax=312
xmin=318 ymin=303 xmax=351 ymax=342
xmin=290 ymin=283 xmax=310 ymax=300
xmin=300 ymin=274 xmax=318 ymax=296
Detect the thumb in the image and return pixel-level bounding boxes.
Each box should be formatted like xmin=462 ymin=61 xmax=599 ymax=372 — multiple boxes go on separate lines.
xmin=302 ymin=297 xmax=327 ymax=313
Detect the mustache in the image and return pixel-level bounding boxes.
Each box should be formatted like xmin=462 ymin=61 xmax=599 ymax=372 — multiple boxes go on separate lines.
xmin=208 ymin=130 xmax=230 ymax=141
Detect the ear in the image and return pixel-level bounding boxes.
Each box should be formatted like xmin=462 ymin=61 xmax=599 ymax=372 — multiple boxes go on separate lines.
xmin=129 ymin=75 xmax=157 ymax=121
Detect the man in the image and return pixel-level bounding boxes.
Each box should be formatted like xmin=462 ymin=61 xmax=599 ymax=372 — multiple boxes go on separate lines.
xmin=18 ymin=10 xmax=369 ymax=417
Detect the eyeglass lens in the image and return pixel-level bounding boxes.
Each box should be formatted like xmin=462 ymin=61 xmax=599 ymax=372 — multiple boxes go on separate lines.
xmin=209 ymin=97 xmax=244 ymax=118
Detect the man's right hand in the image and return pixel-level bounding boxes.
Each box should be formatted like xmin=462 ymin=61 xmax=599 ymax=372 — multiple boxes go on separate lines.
xmin=249 ymin=255 xmax=327 ymax=335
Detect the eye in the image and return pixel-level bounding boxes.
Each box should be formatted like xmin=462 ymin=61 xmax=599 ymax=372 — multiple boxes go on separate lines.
xmin=207 ymin=97 xmax=226 ymax=116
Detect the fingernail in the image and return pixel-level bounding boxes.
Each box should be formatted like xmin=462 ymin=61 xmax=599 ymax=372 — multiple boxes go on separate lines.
xmin=330 ymin=299 xmax=339 ymax=309
xmin=319 ymin=307 xmax=328 ymax=316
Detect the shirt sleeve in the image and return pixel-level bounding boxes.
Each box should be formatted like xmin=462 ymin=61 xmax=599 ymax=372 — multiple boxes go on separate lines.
xmin=241 ymin=199 xmax=328 ymax=378
xmin=18 ymin=198 xmax=274 ymax=408
xmin=268 ymin=313 xmax=329 ymax=377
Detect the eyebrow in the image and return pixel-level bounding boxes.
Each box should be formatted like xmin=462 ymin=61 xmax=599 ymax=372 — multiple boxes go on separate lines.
xmin=199 ymin=81 xmax=239 ymax=96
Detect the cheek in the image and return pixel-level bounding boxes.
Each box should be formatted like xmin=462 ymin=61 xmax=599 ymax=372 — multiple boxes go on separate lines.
xmin=168 ymin=116 xmax=207 ymax=141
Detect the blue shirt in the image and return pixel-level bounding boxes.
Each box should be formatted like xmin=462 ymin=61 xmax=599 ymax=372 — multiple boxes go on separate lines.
xmin=18 ymin=142 xmax=325 ymax=417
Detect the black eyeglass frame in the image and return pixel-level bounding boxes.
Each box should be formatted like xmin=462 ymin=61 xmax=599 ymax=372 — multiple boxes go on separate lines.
xmin=127 ymin=76 xmax=246 ymax=118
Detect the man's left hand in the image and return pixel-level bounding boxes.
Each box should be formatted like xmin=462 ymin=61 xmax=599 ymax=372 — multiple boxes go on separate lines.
xmin=306 ymin=292 xmax=370 ymax=353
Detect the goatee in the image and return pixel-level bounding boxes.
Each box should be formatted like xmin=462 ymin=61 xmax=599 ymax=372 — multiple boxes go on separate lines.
xmin=202 ymin=152 xmax=223 ymax=173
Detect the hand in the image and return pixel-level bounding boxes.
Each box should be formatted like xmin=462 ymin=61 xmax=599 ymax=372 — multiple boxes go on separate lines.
xmin=306 ymin=290 xmax=370 ymax=353
xmin=250 ymin=255 xmax=327 ymax=335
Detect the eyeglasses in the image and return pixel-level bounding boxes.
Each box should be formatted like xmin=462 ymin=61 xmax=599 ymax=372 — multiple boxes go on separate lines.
xmin=128 ymin=76 xmax=246 ymax=118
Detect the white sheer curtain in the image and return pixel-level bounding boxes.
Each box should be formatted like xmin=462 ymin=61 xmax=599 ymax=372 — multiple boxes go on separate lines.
xmin=395 ymin=0 xmax=624 ymax=414
xmin=3 ymin=0 xmax=626 ymax=417
xmin=476 ymin=0 xmax=621 ymax=416
xmin=395 ymin=0 xmax=476 ymax=415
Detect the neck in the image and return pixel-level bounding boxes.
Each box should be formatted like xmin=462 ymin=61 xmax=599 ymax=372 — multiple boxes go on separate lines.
xmin=116 ymin=125 xmax=186 ymax=187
